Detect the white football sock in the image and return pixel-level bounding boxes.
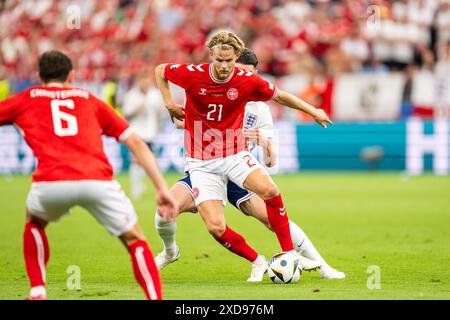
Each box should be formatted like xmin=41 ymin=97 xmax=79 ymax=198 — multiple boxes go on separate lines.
xmin=289 ymin=220 xmax=326 ymax=265
xmin=155 ymin=211 xmax=177 ymax=255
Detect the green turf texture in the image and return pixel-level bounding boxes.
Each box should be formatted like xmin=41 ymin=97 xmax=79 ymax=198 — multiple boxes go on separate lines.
xmin=0 ymin=173 xmax=449 ymax=300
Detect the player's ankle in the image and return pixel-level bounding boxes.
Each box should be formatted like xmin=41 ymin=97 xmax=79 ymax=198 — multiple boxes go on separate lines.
xmin=164 ymin=245 xmax=178 ymax=257
xmin=253 ymin=255 xmax=265 ymax=264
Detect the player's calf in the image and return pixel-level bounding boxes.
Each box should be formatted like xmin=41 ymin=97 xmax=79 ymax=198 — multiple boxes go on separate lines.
xmin=128 ymin=240 xmax=162 ymax=300
xmin=216 ymin=225 xmax=259 ymax=263
xmin=264 ymin=194 xmax=295 ymax=252
xmin=120 ymin=224 xmax=162 ymax=300
xmin=23 ymin=219 xmax=50 ymax=300
xmin=239 ymin=196 xmax=271 ymax=230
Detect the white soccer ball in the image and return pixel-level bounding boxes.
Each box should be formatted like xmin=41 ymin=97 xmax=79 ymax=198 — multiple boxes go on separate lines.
xmin=267 ymin=252 xmax=301 ymax=284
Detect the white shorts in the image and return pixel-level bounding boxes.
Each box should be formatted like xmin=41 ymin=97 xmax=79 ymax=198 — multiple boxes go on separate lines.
xmin=186 ymin=151 xmax=262 ymax=207
xmin=26 ymin=180 xmax=138 ymax=237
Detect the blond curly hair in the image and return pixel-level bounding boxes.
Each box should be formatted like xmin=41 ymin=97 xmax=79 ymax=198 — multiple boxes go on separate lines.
xmin=206 ymin=31 xmax=245 ymax=55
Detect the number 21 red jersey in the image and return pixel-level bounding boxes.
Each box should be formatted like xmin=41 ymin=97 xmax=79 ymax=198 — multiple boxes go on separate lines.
xmin=163 ymin=63 xmax=277 ymax=160
xmin=0 ymin=86 xmax=131 ymax=182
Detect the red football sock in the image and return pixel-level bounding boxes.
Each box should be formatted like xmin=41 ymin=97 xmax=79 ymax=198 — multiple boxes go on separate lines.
xmin=264 ymin=194 xmax=294 ymax=252
xmin=129 ymin=240 xmax=162 ymax=300
xmin=217 ymin=226 xmax=258 ymax=262
xmin=23 ymin=222 xmax=50 ymax=288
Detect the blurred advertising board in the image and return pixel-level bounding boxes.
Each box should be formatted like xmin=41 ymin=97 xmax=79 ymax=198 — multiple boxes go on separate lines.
xmin=0 ymin=118 xmax=448 ymax=175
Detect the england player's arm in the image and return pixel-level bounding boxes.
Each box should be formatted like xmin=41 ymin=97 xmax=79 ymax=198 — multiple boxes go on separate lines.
xmin=264 ymin=137 xmax=276 ymax=167
xmin=175 ymin=119 xmax=185 ymax=129
xmin=245 ymin=128 xmax=276 ymax=167
xmin=243 ymin=104 xmax=276 ymax=167
xmin=154 ymin=64 xmax=185 ymax=122
xmin=258 ymin=111 xmax=276 ymax=167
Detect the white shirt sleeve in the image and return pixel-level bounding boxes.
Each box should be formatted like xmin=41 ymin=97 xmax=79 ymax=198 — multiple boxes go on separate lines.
xmin=256 ymin=102 xmax=274 ymax=139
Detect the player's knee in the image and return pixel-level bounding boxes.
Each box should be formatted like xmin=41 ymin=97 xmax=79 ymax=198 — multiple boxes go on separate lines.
xmin=27 ymin=213 xmax=49 ymax=229
xmin=259 ymin=184 xmax=279 ymax=199
xmin=207 ymin=222 xmax=226 ymax=239
xmin=120 ymin=224 xmax=146 ymax=247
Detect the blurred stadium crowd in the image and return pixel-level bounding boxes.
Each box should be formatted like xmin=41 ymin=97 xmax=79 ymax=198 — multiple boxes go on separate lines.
xmin=1 ymin=0 xmax=450 ymax=119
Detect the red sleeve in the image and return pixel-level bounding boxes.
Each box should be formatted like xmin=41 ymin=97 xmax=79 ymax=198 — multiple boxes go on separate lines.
xmin=93 ymin=95 xmax=132 ymax=142
xmin=0 ymin=92 xmax=23 ymax=125
xmin=162 ymin=63 xmax=193 ymax=89
xmin=248 ymin=75 xmax=278 ymax=102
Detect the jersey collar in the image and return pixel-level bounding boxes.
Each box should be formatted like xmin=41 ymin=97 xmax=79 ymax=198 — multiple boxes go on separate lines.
xmin=209 ymin=64 xmax=235 ymax=84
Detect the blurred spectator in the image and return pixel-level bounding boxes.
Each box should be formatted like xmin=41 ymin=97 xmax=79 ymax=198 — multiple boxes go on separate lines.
xmin=340 ymin=26 xmax=370 ymax=71
xmin=122 ymin=68 xmax=165 ymax=200
xmin=400 ymin=64 xmax=416 ymax=118
xmin=1 ymin=0 xmax=449 ymax=120
xmin=435 ymin=41 xmax=450 ymax=117
xmin=2 ymin=0 xmax=445 ymax=83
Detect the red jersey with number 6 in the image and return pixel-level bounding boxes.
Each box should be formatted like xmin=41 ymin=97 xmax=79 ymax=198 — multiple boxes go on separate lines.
xmin=0 ymin=86 xmax=132 ymax=182
xmin=163 ymin=63 xmax=277 ymax=160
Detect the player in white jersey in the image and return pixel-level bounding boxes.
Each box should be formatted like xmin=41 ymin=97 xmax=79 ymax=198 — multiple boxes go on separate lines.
xmin=122 ymin=70 xmax=165 ymax=200
xmin=154 ymin=49 xmax=345 ymax=280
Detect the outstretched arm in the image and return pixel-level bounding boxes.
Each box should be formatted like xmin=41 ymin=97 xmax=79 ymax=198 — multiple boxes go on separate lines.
xmin=273 ymin=90 xmax=333 ymax=128
xmin=154 ymin=64 xmax=185 ymax=122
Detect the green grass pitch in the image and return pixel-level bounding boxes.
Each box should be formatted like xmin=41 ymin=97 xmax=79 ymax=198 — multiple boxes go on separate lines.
xmin=0 ymin=173 xmax=449 ymax=300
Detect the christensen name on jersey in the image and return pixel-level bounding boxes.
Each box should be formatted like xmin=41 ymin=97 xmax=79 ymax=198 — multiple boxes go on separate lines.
xmin=0 ymin=86 xmax=132 ymax=182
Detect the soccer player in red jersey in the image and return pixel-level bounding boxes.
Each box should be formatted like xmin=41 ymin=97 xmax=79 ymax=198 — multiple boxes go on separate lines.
xmin=154 ymin=49 xmax=345 ymax=280
xmin=0 ymin=51 xmax=178 ymax=300
xmin=155 ymin=31 xmax=332 ymax=281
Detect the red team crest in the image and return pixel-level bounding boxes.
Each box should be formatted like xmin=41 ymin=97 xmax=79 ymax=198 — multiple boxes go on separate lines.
xmin=227 ymin=88 xmax=238 ymax=100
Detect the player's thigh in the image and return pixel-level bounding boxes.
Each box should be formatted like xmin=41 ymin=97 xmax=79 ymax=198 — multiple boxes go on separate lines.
xmin=26 ymin=182 xmax=78 ymax=223
xmin=226 ymin=179 xmax=254 ymax=213
xmin=79 ymin=180 xmax=138 ymax=237
xmin=225 ymin=151 xmax=264 ymax=189
xmin=172 ymin=174 xmax=197 ymax=213
xmin=197 ymin=200 xmax=227 ymax=237
xmin=242 ymin=167 xmax=279 ymax=199
xmin=188 ymin=169 xmax=227 ymax=208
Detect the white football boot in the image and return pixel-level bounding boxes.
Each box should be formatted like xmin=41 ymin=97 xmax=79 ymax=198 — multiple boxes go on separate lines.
xmin=26 ymin=286 xmax=47 ymax=300
xmin=247 ymin=255 xmax=268 ymax=282
xmin=296 ymin=253 xmax=322 ymax=271
xmin=320 ymin=264 xmax=346 ymax=279
xmin=154 ymin=246 xmax=180 ymax=270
